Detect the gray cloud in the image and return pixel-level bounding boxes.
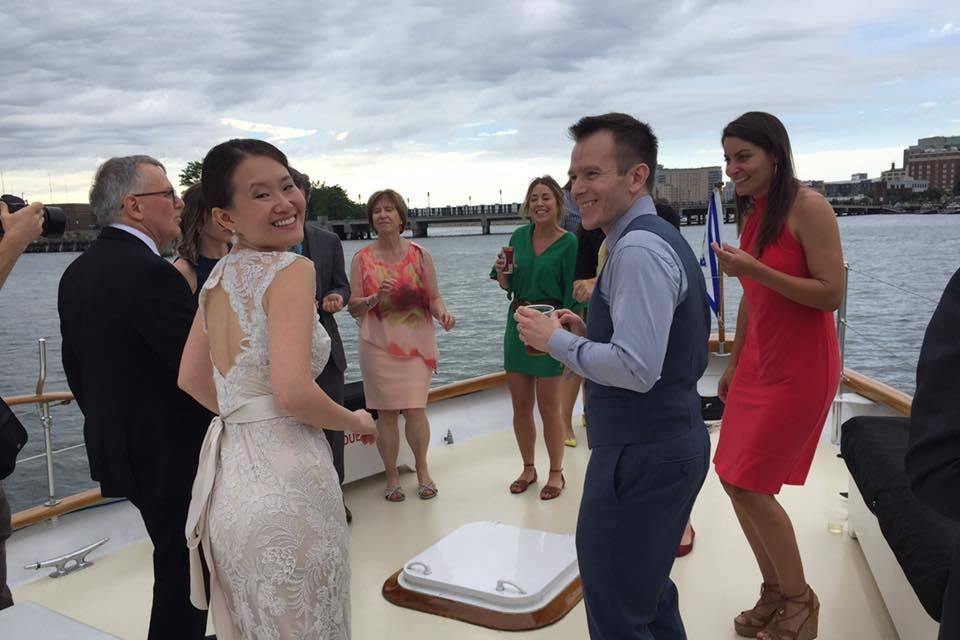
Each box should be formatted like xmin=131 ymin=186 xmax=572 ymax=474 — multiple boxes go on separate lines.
xmin=1 ymin=0 xmax=958 ymax=196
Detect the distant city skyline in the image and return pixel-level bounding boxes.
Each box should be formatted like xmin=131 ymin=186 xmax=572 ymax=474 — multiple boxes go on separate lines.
xmin=2 ymin=1 xmax=958 ymax=206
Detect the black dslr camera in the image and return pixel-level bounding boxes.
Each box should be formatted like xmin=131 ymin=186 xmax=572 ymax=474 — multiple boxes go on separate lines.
xmin=0 ymin=194 xmax=67 ymax=237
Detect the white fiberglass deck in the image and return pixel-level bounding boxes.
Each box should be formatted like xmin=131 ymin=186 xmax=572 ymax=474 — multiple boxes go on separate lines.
xmin=398 ymin=521 xmax=578 ymax=613
xmin=10 ymin=391 xmax=901 ymax=639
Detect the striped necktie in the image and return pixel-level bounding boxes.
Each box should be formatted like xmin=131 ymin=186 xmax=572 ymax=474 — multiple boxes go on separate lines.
xmin=596 ymin=241 xmax=610 ymax=276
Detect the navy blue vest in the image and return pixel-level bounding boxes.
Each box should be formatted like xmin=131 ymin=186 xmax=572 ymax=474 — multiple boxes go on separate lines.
xmin=585 ymin=214 xmax=710 ymax=446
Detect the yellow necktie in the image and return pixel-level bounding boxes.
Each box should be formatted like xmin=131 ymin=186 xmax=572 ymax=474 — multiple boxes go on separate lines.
xmin=596 ymin=241 xmax=609 ymax=276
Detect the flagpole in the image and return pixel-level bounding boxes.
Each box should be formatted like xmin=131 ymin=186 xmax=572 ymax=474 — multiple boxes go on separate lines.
xmin=715 ymin=184 xmax=727 ymax=354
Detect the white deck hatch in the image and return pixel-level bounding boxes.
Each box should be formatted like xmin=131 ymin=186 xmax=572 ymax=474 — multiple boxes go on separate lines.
xmin=398 ymin=521 xmax=579 ymax=614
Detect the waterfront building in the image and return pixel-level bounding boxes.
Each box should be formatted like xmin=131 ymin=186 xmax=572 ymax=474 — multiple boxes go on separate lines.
xmin=654 ymin=165 xmax=723 ymax=204
xmin=881 ymin=163 xmax=928 ymax=197
xmin=904 ymin=136 xmax=960 ymax=193
xmin=824 ymin=173 xmax=882 ymax=201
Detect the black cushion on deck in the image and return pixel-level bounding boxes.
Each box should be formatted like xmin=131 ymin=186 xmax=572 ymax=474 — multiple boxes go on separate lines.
xmin=841 ymin=415 xmax=960 ymax=621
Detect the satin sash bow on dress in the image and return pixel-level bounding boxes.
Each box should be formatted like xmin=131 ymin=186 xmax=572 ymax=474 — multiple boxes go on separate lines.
xmin=186 ymin=395 xmax=289 ymax=611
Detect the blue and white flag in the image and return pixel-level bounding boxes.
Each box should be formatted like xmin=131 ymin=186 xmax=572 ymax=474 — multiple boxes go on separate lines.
xmin=699 ymin=188 xmax=723 ymax=316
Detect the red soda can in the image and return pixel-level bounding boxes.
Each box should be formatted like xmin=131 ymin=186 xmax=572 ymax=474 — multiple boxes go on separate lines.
xmin=502 ymin=246 xmax=515 ymax=274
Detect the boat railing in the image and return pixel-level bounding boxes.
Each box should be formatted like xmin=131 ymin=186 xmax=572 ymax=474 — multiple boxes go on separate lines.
xmin=830 ymin=260 xmax=944 ymax=439
xmin=3 ymin=315 xmax=916 ymax=530
xmin=6 ymin=339 xmax=84 ymax=509
xmin=4 ymin=357 xmax=510 ymax=530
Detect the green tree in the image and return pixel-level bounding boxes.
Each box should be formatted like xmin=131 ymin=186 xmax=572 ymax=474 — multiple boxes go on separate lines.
xmin=179 ymin=160 xmax=203 ymax=188
xmin=308 ymin=182 xmax=365 ymax=221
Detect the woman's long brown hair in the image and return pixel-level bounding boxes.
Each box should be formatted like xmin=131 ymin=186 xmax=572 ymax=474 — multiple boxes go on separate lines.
xmin=176 ymin=183 xmax=210 ymax=265
xmin=722 ymin=112 xmax=800 ymax=257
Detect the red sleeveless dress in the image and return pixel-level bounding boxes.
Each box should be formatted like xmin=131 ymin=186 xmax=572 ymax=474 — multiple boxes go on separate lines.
xmin=713 ymin=196 xmax=840 ymax=494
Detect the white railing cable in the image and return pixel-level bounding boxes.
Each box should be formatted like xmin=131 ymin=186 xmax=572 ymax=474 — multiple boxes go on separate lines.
xmin=841 ymin=319 xmax=920 ymax=370
xmin=847 ymin=265 xmax=941 ymax=306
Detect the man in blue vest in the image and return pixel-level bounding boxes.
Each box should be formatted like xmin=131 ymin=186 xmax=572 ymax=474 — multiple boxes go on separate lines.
xmin=515 ymin=113 xmax=710 ymax=639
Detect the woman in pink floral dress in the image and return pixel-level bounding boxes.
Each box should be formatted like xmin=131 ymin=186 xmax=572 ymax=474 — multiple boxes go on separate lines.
xmin=348 ymin=189 xmax=455 ymax=502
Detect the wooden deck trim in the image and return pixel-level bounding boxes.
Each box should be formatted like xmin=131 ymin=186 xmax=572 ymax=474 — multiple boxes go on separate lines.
xmin=11 ymin=488 xmax=106 ymax=531
xmin=427 ymin=371 xmax=506 ymax=403
xmin=383 ymin=569 xmax=582 ymax=631
xmin=841 ymin=368 xmax=913 ymax=417
xmin=4 ymin=391 xmax=75 ymax=407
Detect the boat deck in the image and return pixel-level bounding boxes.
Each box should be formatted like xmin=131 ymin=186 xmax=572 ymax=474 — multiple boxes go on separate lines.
xmin=12 ymin=423 xmax=898 ymax=638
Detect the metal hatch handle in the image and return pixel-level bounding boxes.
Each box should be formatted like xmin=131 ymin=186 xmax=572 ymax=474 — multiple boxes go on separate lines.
xmin=496 ymin=579 xmax=527 ymax=595
xmin=405 ymin=561 xmax=432 ymax=575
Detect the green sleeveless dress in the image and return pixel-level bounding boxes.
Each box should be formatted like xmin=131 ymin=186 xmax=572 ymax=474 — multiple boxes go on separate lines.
xmin=490 ymin=224 xmax=581 ymax=377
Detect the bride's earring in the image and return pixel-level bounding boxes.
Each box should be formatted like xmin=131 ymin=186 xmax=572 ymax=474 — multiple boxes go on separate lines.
xmin=231 ymin=227 xmax=239 ymax=246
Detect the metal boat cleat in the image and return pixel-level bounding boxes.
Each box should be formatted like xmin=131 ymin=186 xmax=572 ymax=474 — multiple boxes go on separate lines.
xmin=24 ymin=537 xmax=109 ymax=578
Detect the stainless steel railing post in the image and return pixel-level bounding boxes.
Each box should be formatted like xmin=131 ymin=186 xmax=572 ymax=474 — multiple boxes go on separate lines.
xmin=831 ymin=263 xmax=850 ymax=445
xmin=36 ymin=338 xmax=60 ymax=507
xmin=837 ymin=262 xmax=849 ymax=371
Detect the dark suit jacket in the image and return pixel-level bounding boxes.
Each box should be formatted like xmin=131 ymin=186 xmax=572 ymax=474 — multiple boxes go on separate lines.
xmin=302 ymin=222 xmax=350 ymax=374
xmin=906 ymin=266 xmax=960 ymax=523
xmin=906 ymin=266 xmax=960 ymax=640
xmin=58 ymin=227 xmax=213 ymax=498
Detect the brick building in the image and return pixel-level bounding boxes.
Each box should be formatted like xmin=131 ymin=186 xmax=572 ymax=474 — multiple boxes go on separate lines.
xmin=904 ymin=136 xmax=960 ymax=194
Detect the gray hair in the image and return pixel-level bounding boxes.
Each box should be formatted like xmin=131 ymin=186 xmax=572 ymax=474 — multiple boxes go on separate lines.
xmin=89 ymin=155 xmax=165 ymax=226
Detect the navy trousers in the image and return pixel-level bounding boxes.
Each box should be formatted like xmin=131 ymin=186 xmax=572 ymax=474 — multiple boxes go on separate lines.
xmin=316 ymin=357 xmax=346 ymax=484
xmin=576 ymin=426 xmax=710 ymax=640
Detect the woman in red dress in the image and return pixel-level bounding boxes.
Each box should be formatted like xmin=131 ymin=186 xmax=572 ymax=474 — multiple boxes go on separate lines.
xmin=711 ymin=112 xmax=843 ymax=640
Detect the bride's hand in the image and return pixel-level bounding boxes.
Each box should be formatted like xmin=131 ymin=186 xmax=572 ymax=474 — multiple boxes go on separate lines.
xmin=352 ymin=409 xmax=378 ymax=443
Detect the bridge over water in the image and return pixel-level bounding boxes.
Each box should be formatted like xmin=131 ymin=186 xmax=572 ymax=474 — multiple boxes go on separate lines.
xmin=18 ymin=203 xmax=925 ymax=251
xmin=326 ymin=202 xmax=743 ymax=239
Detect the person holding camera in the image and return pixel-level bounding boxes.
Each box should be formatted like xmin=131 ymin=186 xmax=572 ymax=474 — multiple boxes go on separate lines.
xmin=0 ymin=197 xmax=45 ymax=610
xmin=0 ymin=198 xmax=45 ymax=288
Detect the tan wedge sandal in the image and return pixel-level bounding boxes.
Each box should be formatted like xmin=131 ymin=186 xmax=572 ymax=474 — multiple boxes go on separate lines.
xmin=757 ymin=586 xmax=819 ymax=640
xmin=734 ymin=582 xmax=781 ymax=637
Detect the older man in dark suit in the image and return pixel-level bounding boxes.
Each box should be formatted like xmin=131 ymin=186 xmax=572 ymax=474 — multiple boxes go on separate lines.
xmin=58 ymin=156 xmax=212 ymax=639
xmin=291 ymin=169 xmax=353 ymax=522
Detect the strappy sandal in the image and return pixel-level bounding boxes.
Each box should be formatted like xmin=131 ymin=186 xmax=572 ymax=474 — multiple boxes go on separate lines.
xmin=734 ymin=582 xmax=781 ymax=637
xmin=509 ymin=464 xmax=537 ymax=494
xmin=757 ymin=586 xmax=819 ymax=640
xmin=384 ymin=486 xmax=406 ymax=502
xmin=539 ymin=469 xmax=565 ymax=501
xmin=417 ymin=480 xmax=438 ymax=500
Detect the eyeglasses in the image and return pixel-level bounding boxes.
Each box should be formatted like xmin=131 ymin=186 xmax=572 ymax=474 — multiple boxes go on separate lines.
xmin=128 ymin=188 xmax=181 ymax=205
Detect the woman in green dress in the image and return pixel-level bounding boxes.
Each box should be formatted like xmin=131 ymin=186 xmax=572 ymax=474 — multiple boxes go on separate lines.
xmin=491 ymin=175 xmax=580 ymax=500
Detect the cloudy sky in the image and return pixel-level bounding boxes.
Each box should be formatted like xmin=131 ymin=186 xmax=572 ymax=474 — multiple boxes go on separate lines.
xmin=2 ymin=0 xmax=958 ymax=206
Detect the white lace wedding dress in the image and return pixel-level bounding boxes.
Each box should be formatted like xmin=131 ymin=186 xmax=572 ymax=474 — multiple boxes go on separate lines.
xmin=186 ymin=249 xmax=350 ymax=640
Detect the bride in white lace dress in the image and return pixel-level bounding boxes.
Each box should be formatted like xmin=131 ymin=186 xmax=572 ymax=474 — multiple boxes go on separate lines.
xmin=178 ymin=139 xmax=377 ymax=640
